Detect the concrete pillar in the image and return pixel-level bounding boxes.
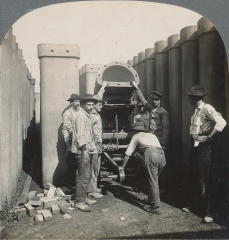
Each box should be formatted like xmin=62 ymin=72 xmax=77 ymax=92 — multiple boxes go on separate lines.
xmin=85 ymin=64 xmax=104 ymax=95
xmin=38 ymin=43 xmax=80 ymax=186
xmin=0 ymin=28 xmax=13 ymax=205
xmin=155 ymin=41 xmax=169 ymax=111
xmin=180 ymin=26 xmax=199 ymax=176
xmin=17 ymin=48 xmax=23 ymax=185
xmin=138 ymin=52 xmax=147 ymax=98
xmin=168 ymin=34 xmax=182 ymax=156
xmin=127 ymin=60 xmax=133 ymax=66
xmin=35 ymin=92 xmax=40 ymax=131
xmin=145 ymin=48 xmax=156 ymax=105
xmin=198 ymin=17 xmax=226 ymax=117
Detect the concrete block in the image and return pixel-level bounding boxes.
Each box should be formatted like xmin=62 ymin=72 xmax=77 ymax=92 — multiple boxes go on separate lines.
xmin=51 ymin=205 xmax=60 ymax=215
xmin=38 ymin=44 xmax=80 ymax=186
xmin=56 ymin=188 xmax=65 ymax=197
xmin=29 ymin=197 xmax=40 ymax=201
xmin=28 ymin=191 xmax=37 ymax=199
xmin=28 ymin=200 xmax=42 ymax=207
xmin=43 ymin=197 xmax=60 ymax=209
xmin=34 ymin=214 xmax=44 ymax=225
xmin=41 ymin=209 xmax=52 ymax=221
xmin=0 ymin=226 xmax=9 ymax=238
xmin=17 ymin=208 xmax=27 ymax=218
xmin=36 ymin=206 xmax=43 ymax=210
xmin=47 ymin=185 xmax=56 ymax=199
xmin=37 ymin=193 xmax=45 ymax=198
xmin=24 ymin=203 xmax=35 ymax=217
xmin=59 ymin=204 xmax=69 ymax=214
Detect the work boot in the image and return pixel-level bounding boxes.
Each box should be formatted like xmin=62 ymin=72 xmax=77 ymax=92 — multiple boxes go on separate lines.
xmin=143 ymin=205 xmax=161 ymax=215
xmin=202 ymin=216 xmax=213 ymax=223
xmin=75 ymin=202 xmax=91 ymax=212
xmin=84 ymin=198 xmax=97 ymax=205
xmin=88 ymin=192 xmax=103 ymax=199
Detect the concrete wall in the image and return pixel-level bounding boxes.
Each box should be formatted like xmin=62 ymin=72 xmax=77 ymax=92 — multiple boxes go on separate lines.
xmin=0 ymin=28 xmax=36 ymax=208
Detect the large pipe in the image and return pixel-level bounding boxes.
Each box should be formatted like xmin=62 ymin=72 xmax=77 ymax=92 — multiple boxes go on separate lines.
xmin=38 ymin=43 xmax=80 ymax=186
xmin=168 ymin=34 xmax=182 ymax=156
xmin=0 ymin=28 xmax=13 ymax=205
xmin=180 ymin=26 xmax=199 ymax=181
xmin=145 ymin=48 xmax=156 ymax=105
xmin=35 ymin=92 xmax=40 ymax=131
xmin=138 ymin=52 xmax=147 ymax=98
xmin=198 ymin=17 xmax=226 ymax=117
xmin=155 ymin=40 xmax=169 ymax=111
xmin=133 ymin=56 xmax=140 ymax=115
xmin=84 ymin=64 xmax=104 ymax=95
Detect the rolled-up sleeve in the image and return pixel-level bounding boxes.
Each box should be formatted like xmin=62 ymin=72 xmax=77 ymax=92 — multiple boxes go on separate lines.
xmin=125 ymin=135 xmax=138 ymax=156
xmin=62 ymin=112 xmax=71 ymax=142
xmin=205 ymin=106 xmax=227 ymax=132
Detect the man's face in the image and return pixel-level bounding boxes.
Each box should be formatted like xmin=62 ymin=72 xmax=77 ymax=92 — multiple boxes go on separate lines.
xmin=71 ymin=100 xmax=80 ymax=110
xmin=152 ymin=99 xmax=161 ymax=108
xmin=94 ymin=102 xmax=103 ymax=113
xmin=82 ymin=101 xmax=95 ymax=113
xmin=188 ymin=95 xmax=198 ymax=105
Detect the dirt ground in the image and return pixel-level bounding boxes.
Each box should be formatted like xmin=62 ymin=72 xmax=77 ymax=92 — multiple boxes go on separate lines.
xmin=5 ymin=175 xmax=229 ymax=239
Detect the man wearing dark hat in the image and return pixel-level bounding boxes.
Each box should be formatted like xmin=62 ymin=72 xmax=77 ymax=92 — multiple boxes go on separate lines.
xmin=71 ymin=94 xmax=98 ymax=212
xmin=133 ymin=103 xmax=150 ymax=129
xmin=87 ymin=81 xmax=109 ymax=198
xmin=186 ymin=84 xmax=226 ymax=223
xmin=130 ymin=81 xmax=170 ymax=150
xmin=119 ymin=122 xmax=166 ymax=214
xmin=62 ymin=93 xmax=82 ymax=189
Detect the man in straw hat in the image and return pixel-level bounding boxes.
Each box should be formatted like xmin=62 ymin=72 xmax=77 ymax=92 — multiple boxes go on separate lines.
xmin=185 ymin=84 xmax=226 ymax=223
xmin=62 ymin=93 xmax=82 ymax=189
xmin=87 ymin=81 xmax=109 ymax=197
xmin=71 ymin=94 xmax=99 ymax=212
xmin=119 ymin=121 xmax=166 ymax=214
xmin=130 ymin=81 xmax=170 ymax=150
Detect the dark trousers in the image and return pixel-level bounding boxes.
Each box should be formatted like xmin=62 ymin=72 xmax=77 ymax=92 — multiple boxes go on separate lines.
xmin=142 ymin=147 xmax=166 ymax=208
xmin=192 ymin=141 xmax=212 ymax=217
xmin=66 ymin=153 xmax=77 ymax=188
xmin=75 ymin=153 xmax=97 ymax=202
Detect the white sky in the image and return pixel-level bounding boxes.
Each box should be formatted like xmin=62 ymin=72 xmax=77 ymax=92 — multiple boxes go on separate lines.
xmin=12 ymin=1 xmax=202 ymax=92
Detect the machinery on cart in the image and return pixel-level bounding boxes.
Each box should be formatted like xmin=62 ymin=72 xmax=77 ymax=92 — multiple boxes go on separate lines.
xmin=95 ymin=62 xmax=143 ymax=182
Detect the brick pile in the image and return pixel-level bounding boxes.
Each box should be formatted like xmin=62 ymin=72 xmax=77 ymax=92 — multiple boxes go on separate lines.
xmin=15 ymin=183 xmax=75 ymax=225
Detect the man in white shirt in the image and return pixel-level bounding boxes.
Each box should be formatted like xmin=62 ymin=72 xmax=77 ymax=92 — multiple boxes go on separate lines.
xmin=119 ymin=122 xmax=166 ymax=214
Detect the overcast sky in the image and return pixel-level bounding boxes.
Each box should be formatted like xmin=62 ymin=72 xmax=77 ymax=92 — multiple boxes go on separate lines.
xmin=12 ymin=1 xmax=202 ymax=92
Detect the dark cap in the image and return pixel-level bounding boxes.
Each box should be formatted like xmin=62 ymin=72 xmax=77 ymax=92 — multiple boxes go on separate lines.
xmin=67 ymin=94 xmax=82 ymax=101
xmin=151 ymin=91 xmax=163 ymax=100
xmin=187 ymin=84 xmax=207 ymax=97
xmin=80 ymin=94 xmax=98 ymax=104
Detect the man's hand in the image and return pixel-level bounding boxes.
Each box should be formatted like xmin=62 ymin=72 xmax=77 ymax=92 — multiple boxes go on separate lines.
xmin=102 ymin=81 xmax=109 ymax=88
xmin=193 ymin=135 xmax=209 ymax=142
xmin=82 ymin=151 xmax=90 ymax=166
xmin=130 ymin=81 xmax=138 ymax=90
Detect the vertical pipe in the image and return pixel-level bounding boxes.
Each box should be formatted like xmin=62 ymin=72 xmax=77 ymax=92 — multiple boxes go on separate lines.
xmin=0 ymin=28 xmax=12 ymax=205
xmin=38 ymin=43 xmax=80 ymax=186
xmin=180 ymin=26 xmax=199 ymax=180
xmin=138 ymin=52 xmax=147 ymax=98
xmin=11 ymin=35 xmax=18 ymax=196
xmin=168 ymin=34 xmax=182 ymax=157
xmin=133 ymin=56 xmax=140 ymax=115
xmin=85 ymin=64 xmax=104 ymax=95
xmin=79 ymin=68 xmax=83 ymax=96
xmin=17 ymin=48 xmax=23 ymax=185
xmin=155 ymin=40 xmax=169 ymax=111
xmin=145 ymin=48 xmax=156 ymax=105
xmin=198 ymin=17 xmax=226 ymax=117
